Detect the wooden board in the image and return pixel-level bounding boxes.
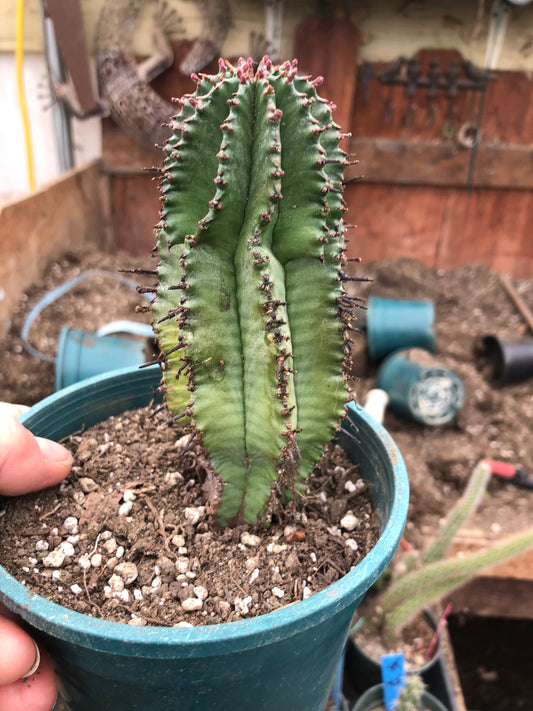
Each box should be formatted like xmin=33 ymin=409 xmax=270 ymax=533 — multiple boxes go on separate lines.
xmin=0 ymin=161 xmax=109 ymax=341
xmin=294 ymin=11 xmax=360 ymax=151
xmin=109 ymin=173 xmax=160 ymax=255
xmin=449 ymin=534 xmax=533 ymax=582
xmin=344 ymin=181 xmax=533 ymax=278
xmin=448 ymin=577 xmax=533 ymax=620
xmin=341 ymin=53 xmax=533 ymax=277
xmin=347 ymin=137 xmax=533 ymax=190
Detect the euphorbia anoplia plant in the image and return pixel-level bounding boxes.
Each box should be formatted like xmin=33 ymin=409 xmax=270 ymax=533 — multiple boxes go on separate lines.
xmin=151 ymin=56 xmax=354 ymax=525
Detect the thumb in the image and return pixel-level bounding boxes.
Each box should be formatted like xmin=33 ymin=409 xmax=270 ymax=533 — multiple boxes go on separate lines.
xmin=0 ymin=414 xmax=72 ymax=496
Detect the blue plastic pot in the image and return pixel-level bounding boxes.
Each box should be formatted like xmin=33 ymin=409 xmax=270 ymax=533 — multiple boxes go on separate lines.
xmin=377 ymin=350 xmax=464 ymax=426
xmin=366 ymin=296 xmax=435 ymax=362
xmin=351 ymin=683 xmax=447 ymax=711
xmin=55 ymin=326 xmax=153 ymax=390
xmin=0 ymin=366 xmax=408 ymax=711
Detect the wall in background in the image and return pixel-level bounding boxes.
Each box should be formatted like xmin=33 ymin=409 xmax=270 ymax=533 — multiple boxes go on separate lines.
xmin=0 ymin=53 xmax=101 ymax=201
xmin=0 ymin=0 xmax=531 ymax=275
xmin=2 ymin=1 xmax=533 ymax=71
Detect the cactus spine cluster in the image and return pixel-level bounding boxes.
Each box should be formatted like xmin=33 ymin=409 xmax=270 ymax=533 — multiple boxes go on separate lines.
xmin=152 ymin=57 xmax=352 ymax=526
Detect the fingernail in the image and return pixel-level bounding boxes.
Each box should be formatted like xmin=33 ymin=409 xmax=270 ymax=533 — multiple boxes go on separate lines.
xmin=38 ymin=438 xmax=74 ymax=466
xmin=21 ymin=640 xmax=40 ymax=679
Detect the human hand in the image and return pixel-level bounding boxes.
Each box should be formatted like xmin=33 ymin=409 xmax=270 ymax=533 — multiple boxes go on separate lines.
xmin=0 ymin=402 xmax=73 ymax=711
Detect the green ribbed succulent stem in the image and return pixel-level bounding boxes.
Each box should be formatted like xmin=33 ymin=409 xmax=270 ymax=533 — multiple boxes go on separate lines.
xmin=152 ymin=57 xmax=349 ymax=525
xmin=381 ymin=527 xmax=533 ymax=643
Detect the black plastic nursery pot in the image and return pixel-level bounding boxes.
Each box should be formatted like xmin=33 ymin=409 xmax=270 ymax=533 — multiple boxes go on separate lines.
xmin=351 ymin=683 xmax=448 ymax=711
xmin=478 ymin=335 xmax=533 ymax=385
xmin=343 ymin=611 xmax=459 ymax=711
xmin=0 ymin=365 xmax=409 ymax=711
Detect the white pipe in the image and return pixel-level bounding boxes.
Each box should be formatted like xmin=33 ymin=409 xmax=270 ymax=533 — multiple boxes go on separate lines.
xmin=363 ymin=388 xmax=390 ymax=425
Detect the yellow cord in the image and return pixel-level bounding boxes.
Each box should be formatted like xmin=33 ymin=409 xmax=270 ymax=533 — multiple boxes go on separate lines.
xmin=16 ymin=0 xmax=36 ymax=191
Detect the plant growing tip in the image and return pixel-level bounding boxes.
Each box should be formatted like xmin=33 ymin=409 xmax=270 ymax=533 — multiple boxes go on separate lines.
xmin=150 ymin=56 xmax=352 ymax=526
xmin=396 ymin=674 xmax=426 ymax=711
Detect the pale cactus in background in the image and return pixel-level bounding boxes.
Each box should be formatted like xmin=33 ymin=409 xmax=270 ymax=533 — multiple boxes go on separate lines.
xmin=396 ymin=674 xmax=426 ymax=711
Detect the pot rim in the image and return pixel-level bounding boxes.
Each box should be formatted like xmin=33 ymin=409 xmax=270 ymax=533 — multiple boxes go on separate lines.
xmin=0 ymin=365 xmax=408 ymax=656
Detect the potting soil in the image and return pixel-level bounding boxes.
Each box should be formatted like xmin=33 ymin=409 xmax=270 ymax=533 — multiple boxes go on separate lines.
xmin=0 ymin=404 xmax=380 ymax=626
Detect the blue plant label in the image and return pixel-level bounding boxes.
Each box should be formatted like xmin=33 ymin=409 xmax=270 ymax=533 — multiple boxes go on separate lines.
xmin=381 ymin=652 xmax=406 ymax=710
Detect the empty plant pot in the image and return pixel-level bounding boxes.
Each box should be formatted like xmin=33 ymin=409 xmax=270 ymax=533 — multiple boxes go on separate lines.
xmin=55 ymin=326 xmax=154 ymax=390
xmin=377 ymin=349 xmax=465 ymax=426
xmin=366 ymin=296 xmax=435 ymax=362
xmin=0 ymin=365 xmax=409 ymax=711
xmin=477 ymin=335 xmax=533 ymax=385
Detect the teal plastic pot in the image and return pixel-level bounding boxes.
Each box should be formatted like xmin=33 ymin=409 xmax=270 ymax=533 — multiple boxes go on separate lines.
xmin=55 ymin=326 xmax=153 ymax=390
xmin=367 ymin=296 xmax=435 ymax=362
xmin=352 ymin=683 xmax=448 ymax=711
xmin=0 ymin=366 xmax=408 ymax=711
xmin=377 ymin=350 xmax=465 ymax=426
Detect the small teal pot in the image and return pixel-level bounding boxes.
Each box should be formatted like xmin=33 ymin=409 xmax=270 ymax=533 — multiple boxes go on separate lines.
xmin=55 ymin=326 xmax=153 ymax=390
xmin=0 ymin=366 xmax=408 ymax=711
xmin=366 ymin=296 xmax=435 ymax=362
xmin=377 ymin=350 xmax=464 ymax=426
xmin=352 ymin=683 xmax=448 ymax=711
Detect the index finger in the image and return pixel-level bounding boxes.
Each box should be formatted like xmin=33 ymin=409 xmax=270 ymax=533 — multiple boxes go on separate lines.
xmin=0 ymin=414 xmax=72 ymax=496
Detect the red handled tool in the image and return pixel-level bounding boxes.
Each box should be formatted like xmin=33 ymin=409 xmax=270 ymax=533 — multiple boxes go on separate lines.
xmin=481 ymin=459 xmax=533 ymax=490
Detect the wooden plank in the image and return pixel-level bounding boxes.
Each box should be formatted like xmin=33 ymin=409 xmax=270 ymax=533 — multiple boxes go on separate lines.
xmin=346 ymin=137 xmax=533 ymax=189
xmin=448 ymin=577 xmax=533 ymax=620
xmin=499 ymin=274 xmax=533 ymax=334
xmin=343 ymin=180 xmax=533 ymax=278
xmin=109 ymin=174 xmax=159 ymax=255
xmin=482 ymin=69 xmax=533 ymax=144
xmin=46 ymin=0 xmax=101 ymax=114
xmin=294 ymin=12 xmax=360 ymax=151
xmin=343 ymin=182 xmax=446 ymax=266
xmin=342 ymin=55 xmax=533 ymax=277
xmin=349 ymin=58 xmax=533 ymax=144
xmin=102 ymin=129 xmax=161 ymax=174
xmin=438 ymin=621 xmax=468 ymax=711
xmin=350 ymin=51 xmax=470 ymax=142
xmin=436 ymin=187 xmax=533 ymax=277
xmin=99 ymin=46 xmax=533 ymax=277
xmin=436 ymin=188 xmax=496 ymax=271
xmin=0 ymin=161 xmax=109 ymax=340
